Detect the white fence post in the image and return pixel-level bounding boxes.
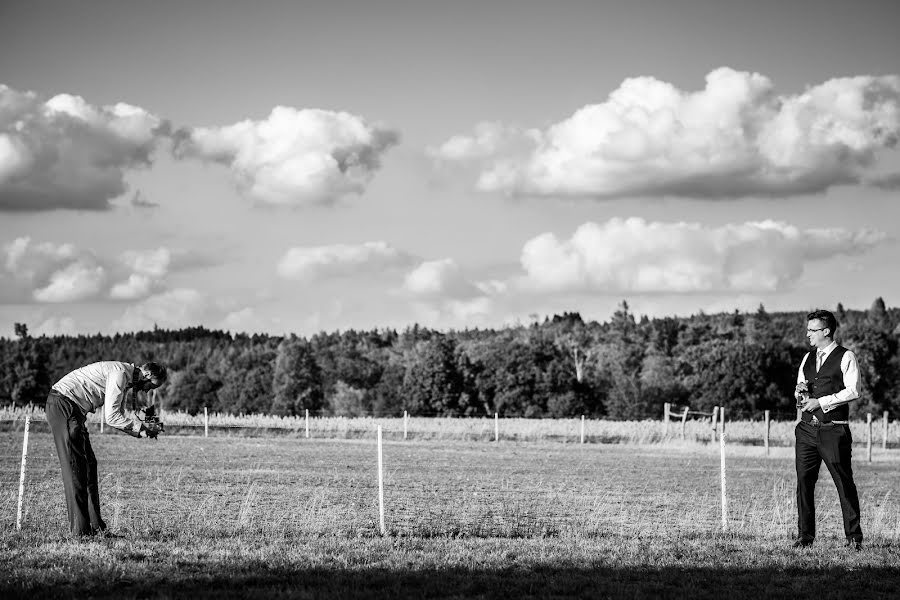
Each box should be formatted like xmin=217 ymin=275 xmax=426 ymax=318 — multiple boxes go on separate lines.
xmin=580 ymin=415 xmax=585 ymax=444
xmin=17 ymin=415 xmax=31 ymax=531
xmin=680 ymin=406 xmax=688 ymax=441
xmin=711 ymin=406 xmax=719 ymax=442
xmin=100 ymin=412 xmax=104 ymax=434
xmin=204 ymin=406 xmax=209 ymax=438
xmin=720 ymin=405 xmax=725 ymax=434
xmin=377 ymin=425 xmax=386 ymax=536
xmin=305 ymin=409 xmax=309 ymax=439
xmin=764 ymin=410 xmax=770 ymax=457
xmin=720 ymin=429 xmax=728 ymax=530
xmin=884 ymin=411 xmax=889 ymax=451
xmin=867 ymin=413 xmax=873 ymax=462
xmin=404 ymin=410 xmax=408 ymax=441
xmin=663 ymin=402 xmax=670 ymax=437
xmin=494 ymin=412 xmax=499 ymax=443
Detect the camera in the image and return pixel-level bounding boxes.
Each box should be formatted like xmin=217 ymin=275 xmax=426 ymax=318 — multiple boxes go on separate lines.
xmin=140 ymin=405 xmax=165 ymax=439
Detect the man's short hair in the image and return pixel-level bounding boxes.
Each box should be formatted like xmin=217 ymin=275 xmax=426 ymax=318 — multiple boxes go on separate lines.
xmin=140 ymin=362 xmax=168 ymax=384
xmin=807 ymin=309 xmax=838 ymax=336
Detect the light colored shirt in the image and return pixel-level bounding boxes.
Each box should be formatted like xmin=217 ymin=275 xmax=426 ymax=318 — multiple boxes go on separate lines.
xmin=795 ymin=341 xmax=861 ymax=413
xmin=52 ymin=361 xmax=143 ymax=437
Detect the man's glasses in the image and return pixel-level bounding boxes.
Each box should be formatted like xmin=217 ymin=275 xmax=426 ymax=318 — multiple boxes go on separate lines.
xmin=806 ymin=327 xmax=826 ymax=333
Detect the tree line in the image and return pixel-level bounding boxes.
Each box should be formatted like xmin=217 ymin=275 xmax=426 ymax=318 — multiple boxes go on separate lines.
xmin=2 ymin=300 xmax=898 ymax=420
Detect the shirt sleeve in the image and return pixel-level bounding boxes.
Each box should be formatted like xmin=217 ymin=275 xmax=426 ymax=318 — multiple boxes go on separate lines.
xmin=103 ymin=365 xmax=143 ymax=437
xmin=795 ymin=353 xmax=810 ymax=399
xmin=820 ymin=350 xmax=861 ymax=413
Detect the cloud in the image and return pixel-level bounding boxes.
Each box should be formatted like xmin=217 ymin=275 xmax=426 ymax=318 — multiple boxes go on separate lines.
xmin=434 ymin=68 xmax=900 ymax=199
xmin=0 ymin=84 xmax=169 ymax=211
xmin=277 ymin=241 xmax=415 ymax=282
xmin=32 ymin=315 xmax=78 ymax=336
xmin=518 ymin=218 xmax=889 ymax=294
xmin=403 ymin=259 xmax=483 ymax=299
xmin=112 ymin=288 xmax=210 ymax=332
xmin=1 ymin=238 xmax=201 ymax=303
xmin=174 ymin=106 xmax=399 ymax=207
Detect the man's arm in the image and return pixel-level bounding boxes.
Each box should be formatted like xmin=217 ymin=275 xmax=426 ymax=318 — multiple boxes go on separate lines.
xmin=103 ymin=365 xmax=145 ymax=437
xmin=795 ymin=353 xmax=810 ymax=400
xmin=820 ymin=351 xmax=861 ymax=413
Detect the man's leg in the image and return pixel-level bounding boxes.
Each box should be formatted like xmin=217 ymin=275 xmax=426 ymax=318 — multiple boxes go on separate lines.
xmin=84 ymin=431 xmax=107 ymax=533
xmin=46 ymin=393 xmax=92 ymax=536
xmin=820 ymin=425 xmax=863 ymax=543
xmin=795 ymin=422 xmax=821 ymax=543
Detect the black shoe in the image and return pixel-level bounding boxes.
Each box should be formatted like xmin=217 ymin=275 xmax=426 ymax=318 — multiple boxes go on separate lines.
xmin=846 ymin=539 xmax=862 ymax=551
xmin=792 ymin=538 xmax=814 ymax=548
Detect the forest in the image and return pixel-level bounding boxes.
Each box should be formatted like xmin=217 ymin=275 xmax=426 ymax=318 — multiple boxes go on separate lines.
xmin=2 ymin=300 xmax=898 ymax=421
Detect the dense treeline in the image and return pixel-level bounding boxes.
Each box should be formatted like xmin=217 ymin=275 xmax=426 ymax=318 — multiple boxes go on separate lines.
xmin=2 ymin=300 xmax=898 ymax=420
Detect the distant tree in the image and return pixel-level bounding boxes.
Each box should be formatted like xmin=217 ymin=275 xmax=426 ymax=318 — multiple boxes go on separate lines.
xmin=271 ymin=337 xmax=324 ymax=416
xmin=328 ymin=380 xmax=368 ymax=416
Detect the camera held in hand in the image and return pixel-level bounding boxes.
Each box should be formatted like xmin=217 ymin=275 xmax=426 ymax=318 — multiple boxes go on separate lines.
xmin=140 ymin=405 xmax=165 ymax=439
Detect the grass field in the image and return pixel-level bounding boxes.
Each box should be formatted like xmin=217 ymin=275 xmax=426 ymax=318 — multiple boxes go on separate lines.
xmin=1 ymin=426 xmax=899 ymax=598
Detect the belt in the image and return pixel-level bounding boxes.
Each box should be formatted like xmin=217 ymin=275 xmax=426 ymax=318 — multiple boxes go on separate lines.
xmin=809 ymin=416 xmax=849 ymax=427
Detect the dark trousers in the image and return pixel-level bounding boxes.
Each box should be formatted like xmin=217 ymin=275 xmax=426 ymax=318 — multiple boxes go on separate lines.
xmin=795 ymin=421 xmax=862 ymax=542
xmin=45 ymin=390 xmax=107 ymax=536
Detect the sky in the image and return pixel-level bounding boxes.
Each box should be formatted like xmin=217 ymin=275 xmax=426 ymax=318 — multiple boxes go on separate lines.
xmin=1 ymin=0 xmax=899 ymax=337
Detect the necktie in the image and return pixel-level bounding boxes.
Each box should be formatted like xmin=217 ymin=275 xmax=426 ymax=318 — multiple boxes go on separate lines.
xmin=816 ymin=350 xmax=825 ymax=372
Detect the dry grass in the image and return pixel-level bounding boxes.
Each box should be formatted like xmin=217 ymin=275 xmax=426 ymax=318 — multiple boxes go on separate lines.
xmin=1 ymin=429 xmax=899 ymax=598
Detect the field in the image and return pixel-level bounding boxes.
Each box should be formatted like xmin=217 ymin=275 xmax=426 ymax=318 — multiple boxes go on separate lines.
xmin=1 ymin=421 xmax=899 ymax=598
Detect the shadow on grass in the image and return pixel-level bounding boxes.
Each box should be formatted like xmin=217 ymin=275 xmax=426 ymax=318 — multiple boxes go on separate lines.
xmin=4 ymin=564 xmax=900 ymax=599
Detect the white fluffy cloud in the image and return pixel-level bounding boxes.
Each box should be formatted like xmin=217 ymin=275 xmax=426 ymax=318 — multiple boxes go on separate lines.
xmin=403 ymin=259 xmax=482 ymax=299
xmin=277 ymin=241 xmax=415 ymax=282
xmin=518 ymin=218 xmax=889 ymax=293
xmin=112 ymin=288 xmax=210 ymax=332
xmin=174 ymin=107 xmax=399 ymax=206
xmin=1 ymin=238 xmax=193 ymax=303
xmin=434 ymin=68 xmax=900 ymax=199
xmin=0 ymin=84 xmax=169 ymax=211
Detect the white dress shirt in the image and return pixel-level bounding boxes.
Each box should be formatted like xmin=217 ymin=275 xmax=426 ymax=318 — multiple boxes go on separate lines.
xmin=796 ymin=341 xmax=861 ymax=413
xmin=52 ymin=361 xmax=143 ymax=436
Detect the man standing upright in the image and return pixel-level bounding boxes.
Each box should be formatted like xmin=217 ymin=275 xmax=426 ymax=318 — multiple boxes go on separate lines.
xmin=45 ymin=361 xmax=167 ymax=537
xmin=793 ymin=309 xmax=863 ymax=550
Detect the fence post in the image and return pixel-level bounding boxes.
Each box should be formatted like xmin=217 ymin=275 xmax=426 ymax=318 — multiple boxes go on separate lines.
xmin=867 ymin=413 xmax=873 ymax=462
xmin=711 ymin=406 xmax=719 ymax=442
xmin=494 ymin=412 xmax=499 ymax=443
xmin=720 ymin=406 xmax=725 ymax=434
xmin=17 ymin=415 xmax=31 ymax=531
xmin=204 ymin=406 xmax=209 ymax=438
xmin=720 ymin=429 xmax=728 ymax=530
xmin=377 ymin=425 xmax=385 ymax=536
xmin=100 ymin=412 xmax=104 ymax=434
xmin=663 ymin=402 xmax=670 ymax=437
xmin=580 ymin=415 xmax=585 ymax=444
xmin=883 ymin=411 xmax=889 ymax=451
xmin=764 ymin=410 xmax=770 ymax=457
xmin=680 ymin=406 xmax=688 ymax=441
xmin=404 ymin=410 xmax=408 ymax=441
xmin=305 ymin=409 xmax=309 ymax=439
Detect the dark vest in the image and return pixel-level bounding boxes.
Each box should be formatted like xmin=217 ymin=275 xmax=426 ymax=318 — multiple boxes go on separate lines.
xmin=801 ymin=345 xmax=849 ymax=423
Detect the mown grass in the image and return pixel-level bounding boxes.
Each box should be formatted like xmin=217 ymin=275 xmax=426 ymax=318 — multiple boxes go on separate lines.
xmin=1 ymin=430 xmax=898 ymax=598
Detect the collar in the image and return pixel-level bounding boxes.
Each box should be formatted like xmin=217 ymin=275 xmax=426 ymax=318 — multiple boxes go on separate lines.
xmin=817 ymin=341 xmax=838 ymax=358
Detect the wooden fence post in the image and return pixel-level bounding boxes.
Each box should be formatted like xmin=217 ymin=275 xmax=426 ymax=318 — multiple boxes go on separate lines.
xmin=377 ymin=425 xmax=385 ymax=536
xmin=764 ymin=410 xmax=770 ymax=457
xmin=720 ymin=429 xmax=728 ymax=530
xmin=16 ymin=415 xmax=31 ymax=531
xmin=867 ymin=413 xmax=873 ymax=462
xmin=680 ymin=407 xmax=688 ymax=441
